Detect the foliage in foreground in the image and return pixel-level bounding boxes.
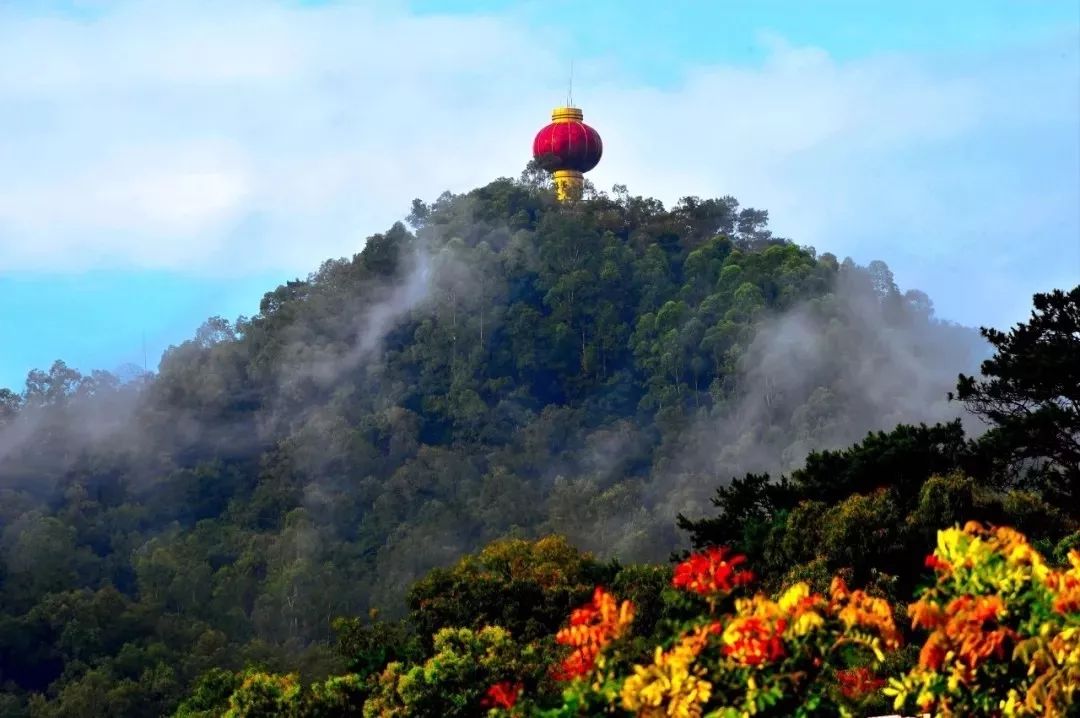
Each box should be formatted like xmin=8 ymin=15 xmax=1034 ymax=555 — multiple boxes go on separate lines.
xmin=201 ymin=523 xmax=1078 ymax=716
xmin=887 ymin=522 xmax=1080 ymax=717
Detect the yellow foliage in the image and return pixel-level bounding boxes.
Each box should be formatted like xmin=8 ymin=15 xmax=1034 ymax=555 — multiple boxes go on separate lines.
xmin=621 ymin=624 xmax=717 ymax=717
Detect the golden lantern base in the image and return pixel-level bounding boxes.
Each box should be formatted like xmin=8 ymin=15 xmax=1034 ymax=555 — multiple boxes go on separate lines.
xmin=553 ymin=169 xmax=584 ymax=201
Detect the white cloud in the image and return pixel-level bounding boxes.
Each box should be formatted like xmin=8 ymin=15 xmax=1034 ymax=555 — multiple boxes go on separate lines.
xmin=0 ymin=1 xmax=1075 ymax=328
xmin=582 ymin=30 xmax=1078 ymax=327
xmin=0 ymin=0 xmax=567 ymax=272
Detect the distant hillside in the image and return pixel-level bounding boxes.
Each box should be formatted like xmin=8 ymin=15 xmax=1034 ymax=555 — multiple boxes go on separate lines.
xmin=0 ymin=172 xmax=988 ymax=716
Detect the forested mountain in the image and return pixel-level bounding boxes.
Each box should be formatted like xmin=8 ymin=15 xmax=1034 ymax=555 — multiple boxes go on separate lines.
xmin=0 ymin=170 xmax=1000 ymax=715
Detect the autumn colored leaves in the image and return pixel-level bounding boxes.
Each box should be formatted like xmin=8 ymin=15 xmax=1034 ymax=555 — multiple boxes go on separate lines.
xmin=551 ymin=587 xmax=635 ymax=681
xmin=482 ymin=523 xmax=1079 ymax=716
xmin=886 ymin=522 xmax=1080 ymax=716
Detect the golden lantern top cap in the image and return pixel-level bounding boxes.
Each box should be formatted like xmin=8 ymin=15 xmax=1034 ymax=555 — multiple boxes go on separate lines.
xmin=551 ymin=106 xmax=584 ymax=123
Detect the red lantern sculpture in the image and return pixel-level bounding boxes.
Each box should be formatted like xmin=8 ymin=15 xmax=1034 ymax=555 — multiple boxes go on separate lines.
xmin=532 ymin=106 xmax=602 ymax=201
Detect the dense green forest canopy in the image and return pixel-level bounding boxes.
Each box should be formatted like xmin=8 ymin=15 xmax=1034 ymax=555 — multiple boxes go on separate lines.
xmin=170 ymin=286 xmax=1077 ymax=718
xmin=0 ymin=170 xmax=1022 ymax=716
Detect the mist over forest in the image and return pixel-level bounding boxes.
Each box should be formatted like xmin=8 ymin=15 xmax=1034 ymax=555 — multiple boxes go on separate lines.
xmin=0 ymin=172 xmax=1002 ymax=715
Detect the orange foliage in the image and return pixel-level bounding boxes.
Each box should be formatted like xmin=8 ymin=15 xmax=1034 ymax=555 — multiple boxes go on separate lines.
xmin=552 ymin=587 xmax=635 ymax=680
xmin=1046 ymin=552 xmax=1080 ymax=616
xmin=829 ymin=577 xmax=902 ymax=650
xmin=913 ymin=594 xmax=1013 ymax=672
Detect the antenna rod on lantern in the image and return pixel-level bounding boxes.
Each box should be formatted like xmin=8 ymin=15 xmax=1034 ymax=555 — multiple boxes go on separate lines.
xmin=568 ymin=59 xmax=574 ymax=107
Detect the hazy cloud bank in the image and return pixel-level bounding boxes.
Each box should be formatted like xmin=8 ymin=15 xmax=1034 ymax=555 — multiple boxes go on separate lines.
xmin=0 ymin=2 xmax=1074 ymax=330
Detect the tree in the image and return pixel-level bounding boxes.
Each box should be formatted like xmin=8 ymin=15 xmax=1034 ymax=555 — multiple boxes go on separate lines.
xmin=0 ymin=387 xmax=20 ymax=427
xmin=22 ymin=360 xmax=83 ymax=407
xmin=406 ymin=536 xmax=611 ymax=648
xmin=363 ymin=626 xmax=539 ymax=718
xmin=359 ymin=222 xmax=413 ymax=277
xmin=952 ymin=286 xmax=1080 ymax=510
xmin=677 ymin=421 xmax=981 ymax=555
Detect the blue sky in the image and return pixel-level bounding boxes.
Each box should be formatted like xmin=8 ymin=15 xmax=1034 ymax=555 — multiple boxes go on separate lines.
xmin=1 ymin=0 xmax=1077 ymax=390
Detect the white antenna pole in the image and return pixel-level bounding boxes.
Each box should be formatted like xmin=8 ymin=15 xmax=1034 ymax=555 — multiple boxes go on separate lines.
xmin=568 ymin=59 xmax=574 ymax=106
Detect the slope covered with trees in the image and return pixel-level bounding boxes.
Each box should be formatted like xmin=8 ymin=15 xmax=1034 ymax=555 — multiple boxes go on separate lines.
xmin=0 ymin=170 xmax=1021 ymax=715
xmin=181 ymin=285 xmax=1078 ymax=717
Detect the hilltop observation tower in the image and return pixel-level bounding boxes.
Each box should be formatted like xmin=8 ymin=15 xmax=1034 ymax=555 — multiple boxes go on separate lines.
xmin=532 ymin=105 xmax=603 ymax=201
